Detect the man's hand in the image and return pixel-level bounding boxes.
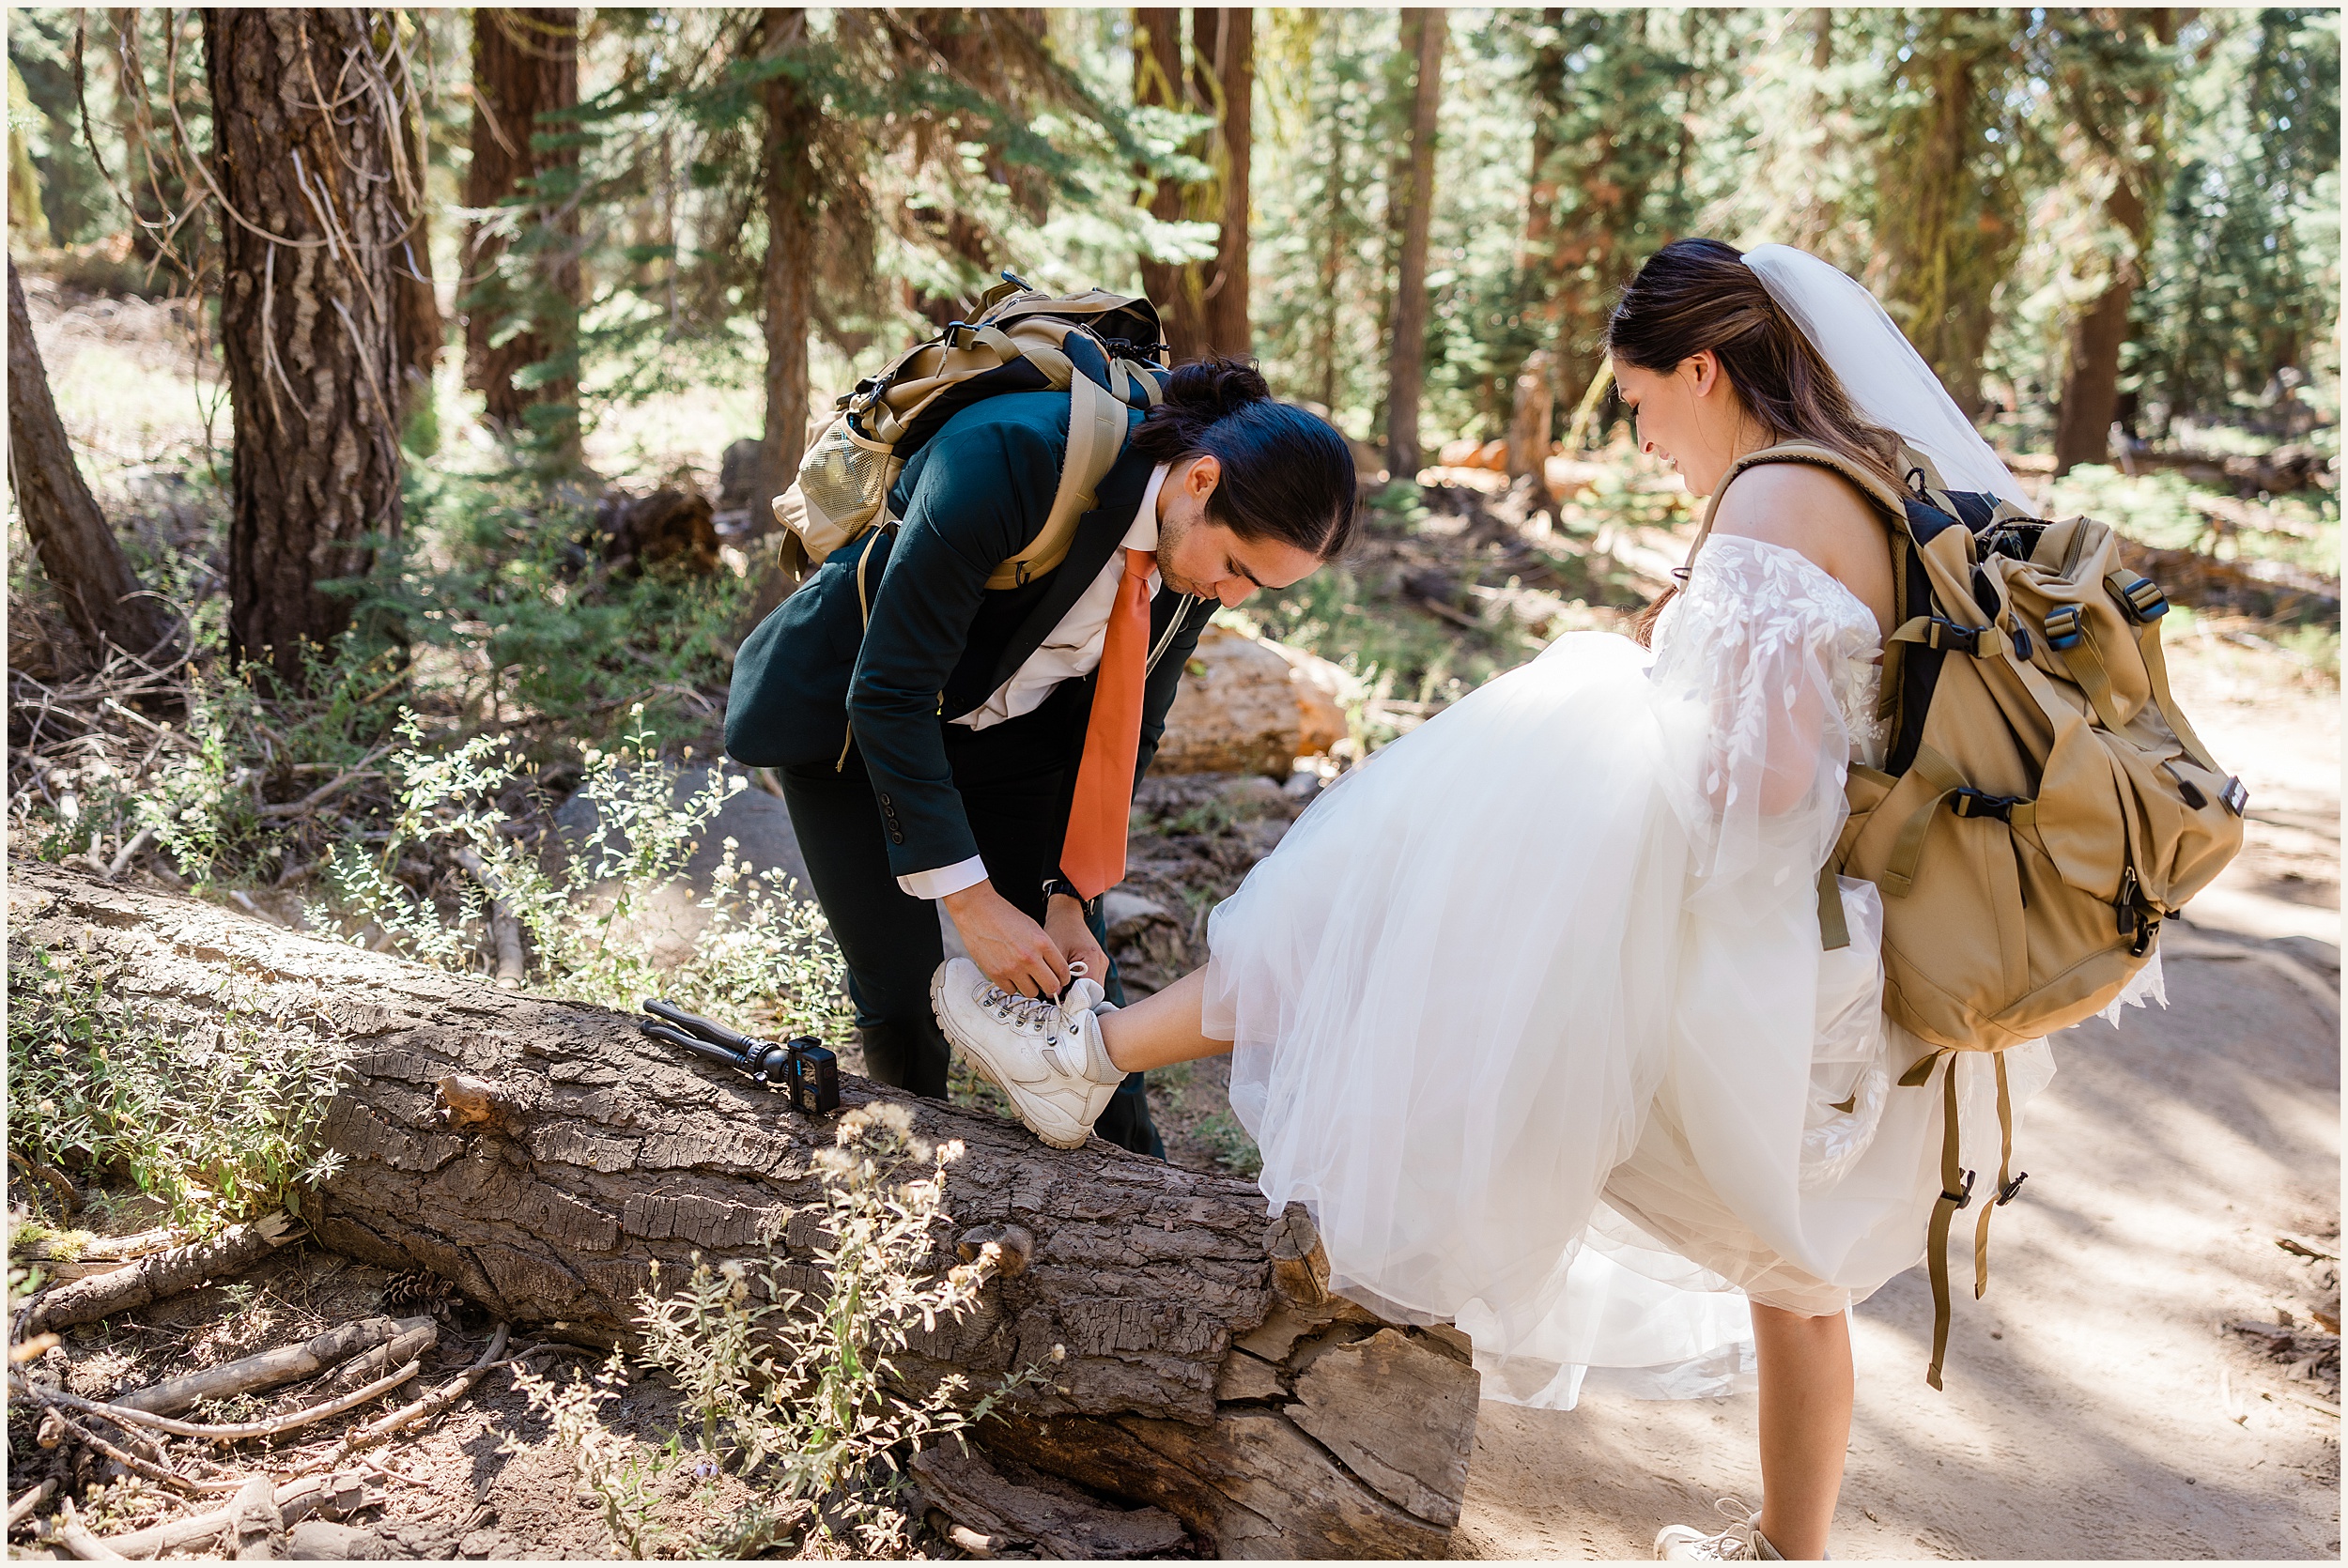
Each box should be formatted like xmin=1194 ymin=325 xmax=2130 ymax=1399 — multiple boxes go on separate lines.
xmin=942 ymin=880 xmax=1069 ymax=998
xmin=1044 ymin=893 xmax=1111 ymax=992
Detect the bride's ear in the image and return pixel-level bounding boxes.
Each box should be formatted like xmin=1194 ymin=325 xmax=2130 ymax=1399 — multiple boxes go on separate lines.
xmin=1683 ymin=350 xmax=1723 ymax=397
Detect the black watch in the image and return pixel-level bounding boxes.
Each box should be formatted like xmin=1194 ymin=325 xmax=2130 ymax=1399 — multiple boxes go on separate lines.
xmin=1040 ymin=875 xmax=1089 ymax=911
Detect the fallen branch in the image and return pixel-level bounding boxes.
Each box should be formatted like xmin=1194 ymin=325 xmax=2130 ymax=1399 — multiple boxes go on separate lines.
xmin=18 ymin=1213 xmax=302 ymax=1337
xmin=11 ymin=1357 xmax=423 ymax=1442
xmin=16 ymin=1227 xmax=178 ymax=1267
xmin=330 ymin=1318 xmax=438 ymax=1391
xmin=116 ymin=1315 xmax=424 ymax=1415
xmin=41 ymin=1499 xmax=124 ymax=1560
xmin=92 ymin=1471 xmax=374 ymax=1560
xmin=254 ymin=748 xmax=391 ymax=821
xmin=10 ymin=1153 xmax=82 ymax=1215
xmin=2278 ymin=1234 xmax=2340 ymax=1263
xmin=316 ymin=1324 xmax=510 ymax=1466
xmin=453 ymin=847 xmax=525 ymax=988
xmin=8 ymin=1479 xmax=57 ymax=1529
xmin=36 ymin=1407 xmax=243 ymax=1498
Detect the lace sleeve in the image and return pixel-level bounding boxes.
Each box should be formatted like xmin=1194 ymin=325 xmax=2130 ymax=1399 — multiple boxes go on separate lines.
xmin=1646 ymin=536 xmax=1883 ymax=902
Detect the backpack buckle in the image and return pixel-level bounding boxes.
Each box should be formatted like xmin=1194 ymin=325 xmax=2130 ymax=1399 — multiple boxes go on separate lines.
xmin=1996 ymin=1171 xmax=2029 ymax=1206
xmin=2042 ymin=604 xmax=2085 ymax=650
xmin=1943 ymin=1170 xmax=1976 ymax=1211
xmin=944 ymin=320 xmax=976 ymax=350
xmin=1922 ymin=618 xmax=1989 ymax=654
xmin=2218 ymin=776 xmax=2248 ymax=816
xmin=1951 ymin=788 xmax=2022 ymax=822
xmin=2108 ymin=570 xmax=2169 ymax=623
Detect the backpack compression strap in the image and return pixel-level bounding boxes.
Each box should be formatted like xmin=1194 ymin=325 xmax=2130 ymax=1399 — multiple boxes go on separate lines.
xmin=1898 ymin=1045 xmax=2022 ymax=1392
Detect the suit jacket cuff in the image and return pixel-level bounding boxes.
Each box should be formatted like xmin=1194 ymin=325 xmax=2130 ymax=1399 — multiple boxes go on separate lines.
xmin=898 ymin=854 xmax=989 ymax=901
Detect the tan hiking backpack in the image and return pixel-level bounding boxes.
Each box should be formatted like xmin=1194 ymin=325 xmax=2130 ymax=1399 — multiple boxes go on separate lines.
xmin=773 ymin=273 xmax=1169 ymax=593
xmin=1691 ymin=440 xmax=2248 ymax=1387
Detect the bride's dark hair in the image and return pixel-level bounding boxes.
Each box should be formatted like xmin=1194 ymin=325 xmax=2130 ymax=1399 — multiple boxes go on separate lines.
xmin=1607 ymin=238 xmax=1907 ymax=643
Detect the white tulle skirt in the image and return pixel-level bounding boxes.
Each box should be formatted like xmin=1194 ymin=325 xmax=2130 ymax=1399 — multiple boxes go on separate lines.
xmin=1202 ymin=631 xmax=2076 ymax=1408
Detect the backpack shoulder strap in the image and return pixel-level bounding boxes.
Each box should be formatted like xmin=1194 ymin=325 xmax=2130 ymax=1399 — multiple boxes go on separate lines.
xmin=1678 ymin=440 xmax=1912 ymax=576
xmin=984 ymin=370 xmax=1131 ymax=591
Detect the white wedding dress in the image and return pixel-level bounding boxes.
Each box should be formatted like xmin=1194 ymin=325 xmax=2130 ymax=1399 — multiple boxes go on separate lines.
xmin=1202 ymin=534 xmax=2155 ymax=1408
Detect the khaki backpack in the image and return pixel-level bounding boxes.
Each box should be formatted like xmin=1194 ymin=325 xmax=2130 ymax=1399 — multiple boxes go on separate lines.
xmin=1691 ymin=440 xmax=2247 ymax=1388
xmin=773 ymin=274 xmax=1169 ymax=607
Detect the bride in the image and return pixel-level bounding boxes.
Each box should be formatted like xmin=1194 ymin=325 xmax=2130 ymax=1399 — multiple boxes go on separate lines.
xmin=928 ymin=238 xmax=2140 ymax=1560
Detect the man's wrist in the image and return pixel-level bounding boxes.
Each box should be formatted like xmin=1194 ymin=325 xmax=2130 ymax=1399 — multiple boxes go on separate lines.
xmin=1040 ymin=874 xmax=1090 ymax=914
xmin=940 ymin=879 xmax=996 ymax=915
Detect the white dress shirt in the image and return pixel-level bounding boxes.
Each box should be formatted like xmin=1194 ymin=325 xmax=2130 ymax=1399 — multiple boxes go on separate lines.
xmin=896 ymin=463 xmax=1171 ymax=900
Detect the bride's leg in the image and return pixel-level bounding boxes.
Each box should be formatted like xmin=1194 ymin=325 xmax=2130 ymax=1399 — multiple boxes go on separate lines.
xmin=1749 ymin=1302 xmax=1852 ymax=1560
xmin=1099 ymin=966 xmax=1232 ymax=1073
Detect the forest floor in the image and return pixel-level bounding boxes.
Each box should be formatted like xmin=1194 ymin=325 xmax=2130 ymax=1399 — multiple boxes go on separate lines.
xmin=8 ymin=267 xmax=2340 ymax=1560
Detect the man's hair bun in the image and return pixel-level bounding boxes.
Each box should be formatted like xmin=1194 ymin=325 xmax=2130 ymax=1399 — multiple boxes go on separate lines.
xmin=1162 ymin=357 xmax=1273 ymax=421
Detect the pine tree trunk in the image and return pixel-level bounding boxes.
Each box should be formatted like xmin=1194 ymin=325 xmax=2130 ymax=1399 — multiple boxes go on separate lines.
xmin=1201 ymin=8 xmax=1253 ymax=360
xmin=8 ymin=862 xmax=1481 ymax=1560
xmin=204 ymin=8 xmax=405 ymax=688
xmin=6 ymin=260 xmax=177 ymax=664
xmin=2052 ymin=9 xmax=2178 ymax=477
xmin=754 ymin=8 xmax=817 ymax=517
xmin=390 ymin=60 xmax=442 ymax=435
xmin=1134 ymin=8 xmax=1209 ymax=364
xmin=1383 ymin=8 xmax=1445 ymax=479
xmin=462 ymin=8 xmax=579 ymax=444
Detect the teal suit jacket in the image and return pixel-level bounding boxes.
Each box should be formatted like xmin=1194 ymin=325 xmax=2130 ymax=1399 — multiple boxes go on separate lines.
xmin=726 ymin=392 xmax=1217 ymax=883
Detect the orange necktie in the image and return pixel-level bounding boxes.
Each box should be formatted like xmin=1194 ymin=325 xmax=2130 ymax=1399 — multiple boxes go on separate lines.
xmin=1061 ymin=548 xmax=1154 ymax=899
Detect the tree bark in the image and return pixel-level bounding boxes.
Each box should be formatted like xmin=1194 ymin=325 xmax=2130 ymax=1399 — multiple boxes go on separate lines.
xmin=7 ymin=260 xmax=178 ymax=664
xmin=2051 ymin=8 xmax=2179 ymax=477
xmin=205 ymin=9 xmax=407 ymax=688
xmin=461 ymin=8 xmax=579 ymax=445
xmin=1505 ymin=347 xmax=1554 ymax=497
xmin=1383 ymin=8 xmax=1445 ymax=479
xmin=8 ymin=862 xmax=1480 ymax=1560
xmin=1200 ymin=8 xmax=1253 ymax=360
xmin=389 ymin=50 xmax=442 ymax=436
xmin=1134 ymin=8 xmax=1207 ymax=364
xmin=755 ymin=8 xmax=818 ymax=518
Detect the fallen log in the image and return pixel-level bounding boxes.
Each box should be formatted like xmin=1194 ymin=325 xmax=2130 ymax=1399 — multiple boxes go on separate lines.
xmin=17 ymin=1214 xmax=303 ymax=1337
xmin=116 ymin=1316 xmax=425 ymax=1415
xmin=7 ymin=865 xmax=1480 ymax=1559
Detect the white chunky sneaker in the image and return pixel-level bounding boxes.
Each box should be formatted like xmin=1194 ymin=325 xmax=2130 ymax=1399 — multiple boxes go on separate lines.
xmin=1655 ymin=1499 xmax=1789 ymax=1560
xmin=930 ymin=958 xmax=1124 ymax=1150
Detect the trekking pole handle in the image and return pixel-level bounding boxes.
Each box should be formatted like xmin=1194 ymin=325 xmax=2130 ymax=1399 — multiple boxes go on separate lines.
xmin=641 ymin=998 xmax=758 ymax=1055
xmin=638 ymin=1020 xmax=748 ymax=1070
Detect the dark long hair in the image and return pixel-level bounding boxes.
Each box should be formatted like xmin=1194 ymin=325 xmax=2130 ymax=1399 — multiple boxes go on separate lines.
xmin=1130 ymin=357 xmax=1360 ymax=561
xmin=1607 ymin=238 xmax=1906 ymax=643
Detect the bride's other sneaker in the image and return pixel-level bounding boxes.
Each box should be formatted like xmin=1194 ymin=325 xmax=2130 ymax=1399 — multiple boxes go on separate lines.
xmin=930 ymin=958 xmax=1123 ymax=1150
xmin=1655 ymin=1498 xmax=1790 ymax=1560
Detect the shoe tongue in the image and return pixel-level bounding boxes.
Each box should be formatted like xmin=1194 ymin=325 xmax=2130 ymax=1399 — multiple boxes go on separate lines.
xmin=1063 ymin=977 xmax=1106 ymax=1014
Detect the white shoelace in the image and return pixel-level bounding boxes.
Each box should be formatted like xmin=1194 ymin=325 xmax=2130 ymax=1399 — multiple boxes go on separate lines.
xmin=1681 ymin=1498 xmax=1774 ymax=1560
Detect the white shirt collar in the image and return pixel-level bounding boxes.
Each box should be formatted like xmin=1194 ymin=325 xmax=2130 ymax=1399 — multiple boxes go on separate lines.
xmin=1121 ymin=464 xmax=1169 ymax=554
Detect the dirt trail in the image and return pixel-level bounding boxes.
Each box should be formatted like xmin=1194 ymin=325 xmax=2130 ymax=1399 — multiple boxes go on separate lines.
xmin=1454 ymin=635 xmax=2340 ymax=1560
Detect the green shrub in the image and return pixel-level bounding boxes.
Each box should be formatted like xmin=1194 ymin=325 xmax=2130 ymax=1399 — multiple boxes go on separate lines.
xmin=507 ymin=1104 xmax=1042 ymax=1558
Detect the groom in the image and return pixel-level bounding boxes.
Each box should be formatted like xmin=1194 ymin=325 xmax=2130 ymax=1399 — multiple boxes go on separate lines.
xmin=727 ymin=384 xmax=1329 ymax=1156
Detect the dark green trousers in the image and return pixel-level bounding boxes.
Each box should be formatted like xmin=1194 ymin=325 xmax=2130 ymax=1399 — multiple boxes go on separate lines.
xmin=778 ymin=688 xmax=1163 ymax=1159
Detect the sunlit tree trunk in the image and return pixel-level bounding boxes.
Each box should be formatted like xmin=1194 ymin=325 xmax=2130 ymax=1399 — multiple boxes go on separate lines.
xmin=1200 ymin=8 xmax=1253 ymax=359
xmin=755 ymin=8 xmax=817 ymax=517
xmin=462 ymin=8 xmax=579 ymax=449
xmin=1383 ymin=8 xmax=1445 ymax=477
xmin=7 ymin=260 xmax=177 ymax=663
xmin=389 ymin=41 xmax=442 ymax=435
xmin=204 ymin=8 xmax=405 ymax=688
xmin=1135 ymin=8 xmax=1208 ymax=362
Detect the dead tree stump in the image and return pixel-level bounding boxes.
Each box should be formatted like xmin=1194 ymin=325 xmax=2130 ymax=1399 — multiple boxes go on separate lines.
xmin=6 ymin=864 xmax=1479 ymax=1558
